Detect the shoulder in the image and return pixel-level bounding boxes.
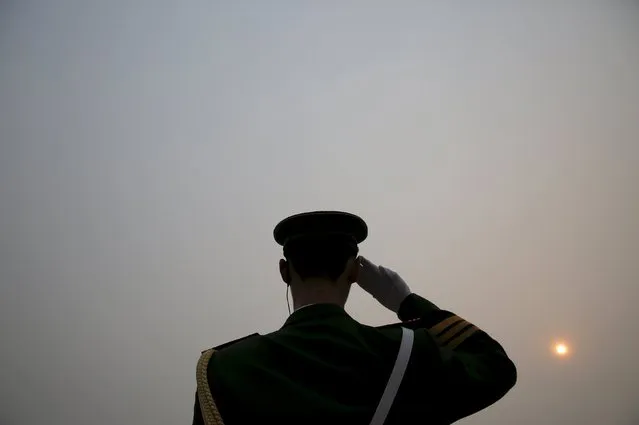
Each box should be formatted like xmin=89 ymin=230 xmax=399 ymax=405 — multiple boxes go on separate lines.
xmin=199 ymin=333 xmax=262 ymax=363
xmin=202 ymin=333 xmax=261 ymax=354
xmin=197 ymin=333 xmax=263 ymax=389
xmin=195 ymin=336 xmax=262 ymax=425
xmin=355 ymin=322 xmax=407 ymax=352
xmin=198 ymin=333 xmax=262 ymax=371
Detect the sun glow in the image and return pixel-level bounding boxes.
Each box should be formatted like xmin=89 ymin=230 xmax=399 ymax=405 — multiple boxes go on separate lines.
xmin=552 ymin=341 xmax=571 ymax=358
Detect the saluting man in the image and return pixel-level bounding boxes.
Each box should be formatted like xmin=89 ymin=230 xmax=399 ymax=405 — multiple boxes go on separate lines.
xmin=192 ymin=211 xmax=517 ymax=425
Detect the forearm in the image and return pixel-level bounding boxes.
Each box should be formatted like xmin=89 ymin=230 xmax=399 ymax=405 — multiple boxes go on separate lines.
xmin=398 ymin=293 xmax=495 ymax=351
xmin=358 ymin=259 xmax=516 ymax=421
xmin=397 ymin=293 xmax=441 ymax=322
xmin=399 ymin=293 xmax=517 ymax=421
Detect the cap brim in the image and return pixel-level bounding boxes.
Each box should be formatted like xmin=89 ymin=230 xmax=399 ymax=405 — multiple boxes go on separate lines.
xmin=274 ymin=211 xmax=368 ymax=246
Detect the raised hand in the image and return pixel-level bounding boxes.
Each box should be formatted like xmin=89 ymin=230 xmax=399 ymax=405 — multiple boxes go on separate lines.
xmin=357 ymin=256 xmax=411 ymax=313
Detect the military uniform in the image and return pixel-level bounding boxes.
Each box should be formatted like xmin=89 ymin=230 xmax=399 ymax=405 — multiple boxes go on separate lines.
xmin=192 ymin=212 xmax=517 ymax=425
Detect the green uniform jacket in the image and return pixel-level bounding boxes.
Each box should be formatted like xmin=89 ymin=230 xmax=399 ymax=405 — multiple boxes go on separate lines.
xmin=192 ymin=294 xmax=517 ymax=425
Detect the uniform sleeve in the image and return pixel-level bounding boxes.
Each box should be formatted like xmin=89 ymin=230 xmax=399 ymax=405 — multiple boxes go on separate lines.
xmin=398 ymin=293 xmax=517 ymax=423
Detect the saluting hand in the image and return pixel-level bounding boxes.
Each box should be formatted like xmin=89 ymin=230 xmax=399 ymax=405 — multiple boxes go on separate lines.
xmin=357 ymin=256 xmax=412 ymax=313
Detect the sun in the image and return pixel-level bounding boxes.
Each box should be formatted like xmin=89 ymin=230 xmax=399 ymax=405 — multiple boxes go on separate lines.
xmin=552 ymin=342 xmax=570 ymax=357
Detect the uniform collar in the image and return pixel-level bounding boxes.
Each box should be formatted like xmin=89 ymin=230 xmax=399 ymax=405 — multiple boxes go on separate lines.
xmin=283 ymin=303 xmax=349 ymax=327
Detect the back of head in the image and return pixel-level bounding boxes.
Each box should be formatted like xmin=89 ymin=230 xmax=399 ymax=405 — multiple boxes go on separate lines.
xmin=283 ymin=234 xmax=359 ymax=282
xmin=274 ymin=211 xmax=368 ymax=307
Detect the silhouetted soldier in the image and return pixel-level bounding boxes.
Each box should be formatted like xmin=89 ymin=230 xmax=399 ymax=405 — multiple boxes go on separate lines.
xmin=192 ymin=211 xmax=516 ymax=425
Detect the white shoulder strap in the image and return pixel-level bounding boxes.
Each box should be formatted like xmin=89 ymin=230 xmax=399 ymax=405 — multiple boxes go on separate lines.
xmin=369 ymin=327 xmax=414 ymax=425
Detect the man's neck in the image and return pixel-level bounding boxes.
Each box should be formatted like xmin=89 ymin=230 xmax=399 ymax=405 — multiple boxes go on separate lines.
xmin=291 ymin=279 xmax=346 ymax=311
xmin=293 ymin=296 xmax=344 ymax=311
xmin=293 ymin=303 xmax=318 ymax=312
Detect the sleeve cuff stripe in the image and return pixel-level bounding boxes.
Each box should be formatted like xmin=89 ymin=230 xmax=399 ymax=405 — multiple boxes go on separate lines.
xmin=438 ymin=321 xmax=473 ymax=345
xmin=429 ymin=315 xmax=464 ymax=336
xmin=445 ymin=326 xmax=480 ymax=350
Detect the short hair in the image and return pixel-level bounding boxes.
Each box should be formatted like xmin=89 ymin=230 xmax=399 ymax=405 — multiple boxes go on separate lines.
xmin=283 ymin=234 xmax=359 ymax=281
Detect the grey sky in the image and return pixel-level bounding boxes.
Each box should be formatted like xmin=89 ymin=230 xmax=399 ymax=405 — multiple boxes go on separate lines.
xmin=1 ymin=1 xmax=638 ymax=424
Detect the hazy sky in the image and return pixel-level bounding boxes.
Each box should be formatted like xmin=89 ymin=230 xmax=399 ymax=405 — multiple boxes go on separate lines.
xmin=1 ymin=1 xmax=638 ymax=424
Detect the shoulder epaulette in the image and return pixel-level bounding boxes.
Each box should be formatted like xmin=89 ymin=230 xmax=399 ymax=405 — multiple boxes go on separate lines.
xmin=196 ymin=349 xmax=221 ymax=425
xmin=201 ymin=333 xmax=260 ymax=354
xmin=196 ymin=332 xmax=260 ymax=425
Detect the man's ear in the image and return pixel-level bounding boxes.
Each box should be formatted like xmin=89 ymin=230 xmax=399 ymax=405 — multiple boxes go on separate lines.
xmin=346 ymin=256 xmax=360 ymax=284
xmin=279 ymin=258 xmax=291 ymax=284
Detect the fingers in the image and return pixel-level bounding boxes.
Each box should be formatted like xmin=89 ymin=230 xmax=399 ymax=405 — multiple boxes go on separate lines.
xmin=378 ymin=265 xmax=396 ymax=277
xmin=357 ymin=256 xmax=379 ymax=285
xmin=359 ymin=256 xmax=394 ymax=276
xmin=358 ymin=256 xmax=374 ymax=277
xmin=359 ymin=256 xmax=400 ymax=280
xmin=358 ymin=256 xmax=375 ymax=269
